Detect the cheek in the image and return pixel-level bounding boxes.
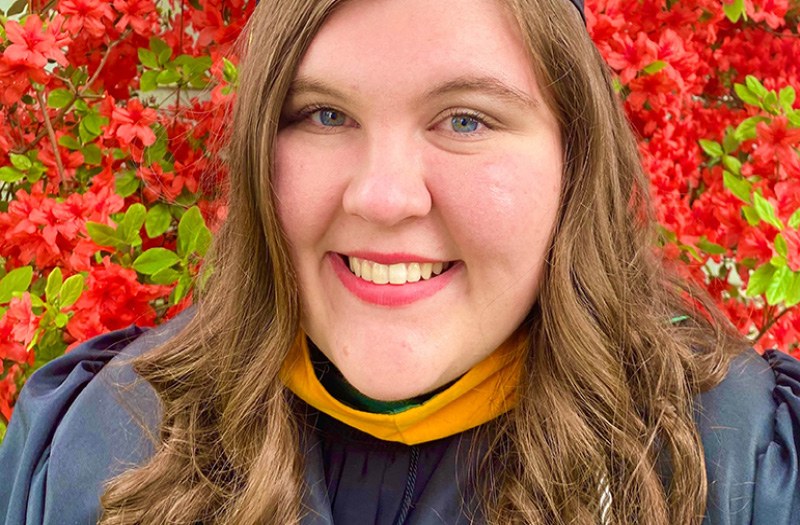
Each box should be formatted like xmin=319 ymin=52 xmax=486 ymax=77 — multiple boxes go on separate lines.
xmin=273 ymin=133 xmax=347 ymax=245
xmin=431 ymin=153 xmax=562 ymax=257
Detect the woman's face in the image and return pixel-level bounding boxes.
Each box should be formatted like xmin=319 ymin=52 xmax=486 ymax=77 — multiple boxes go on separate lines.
xmin=275 ymin=0 xmax=563 ymax=401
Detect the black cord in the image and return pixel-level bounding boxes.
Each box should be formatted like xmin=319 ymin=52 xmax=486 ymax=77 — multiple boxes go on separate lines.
xmin=394 ymin=446 xmax=420 ymax=525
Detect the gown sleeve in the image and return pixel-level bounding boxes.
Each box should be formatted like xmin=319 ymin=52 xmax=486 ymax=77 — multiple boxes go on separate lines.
xmin=695 ymin=348 xmax=800 ymax=525
xmin=0 ymin=306 xmax=195 ymax=525
xmin=750 ymin=349 xmax=800 ymax=524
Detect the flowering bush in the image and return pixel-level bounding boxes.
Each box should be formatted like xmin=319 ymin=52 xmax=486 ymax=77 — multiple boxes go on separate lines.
xmin=0 ymin=0 xmax=798 ymax=443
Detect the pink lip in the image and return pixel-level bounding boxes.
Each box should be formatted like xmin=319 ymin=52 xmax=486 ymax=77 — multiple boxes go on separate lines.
xmin=329 ymin=253 xmax=460 ymax=306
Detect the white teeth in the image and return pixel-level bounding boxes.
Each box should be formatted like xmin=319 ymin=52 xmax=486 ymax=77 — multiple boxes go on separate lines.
xmin=389 ymin=263 xmax=407 ymax=284
xmin=407 ymin=262 xmax=421 ymax=282
xmin=361 ymin=259 xmax=372 ymax=281
xmin=420 ymin=263 xmax=432 ymax=280
xmin=371 ymin=262 xmax=389 ymax=284
xmin=346 ymin=256 xmax=451 ymax=285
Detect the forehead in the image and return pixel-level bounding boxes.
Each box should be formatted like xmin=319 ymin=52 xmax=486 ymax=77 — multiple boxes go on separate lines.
xmin=293 ymin=0 xmax=542 ymax=106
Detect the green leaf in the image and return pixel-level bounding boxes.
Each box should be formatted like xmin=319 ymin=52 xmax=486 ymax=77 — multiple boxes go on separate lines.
xmin=157 ymin=69 xmax=181 ymax=85
xmin=195 ymin=226 xmax=212 ymax=257
xmin=789 ymin=209 xmax=800 ymax=229
xmin=742 ymin=205 xmax=760 ymax=226
xmin=723 ymin=171 xmax=752 ymax=204
xmin=735 ymin=83 xmax=761 ymax=107
xmin=735 ymin=115 xmax=770 ymax=141
xmin=145 ymin=203 xmax=172 ymax=238
xmin=7 ymin=0 xmax=27 ymax=16
xmin=118 ymin=203 xmax=147 ymax=245
xmin=81 ymin=143 xmax=102 ymax=165
xmin=150 ymin=37 xmax=170 ymax=55
xmin=59 ymin=274 xmax=84 ymax=308
xmin=58 ymin=135 xmax=81 ymax=150
xmin=115 ymin=170 xmax=140 ymax=198
xmin=177 ymin=206 xmax=205 ymax=257
xmin=0 ymin=166 xmax=24 ymax=183
xmin=143 ymin=124 xmax=168 ymax=165
xmin=171 ymin=271 xmax=193 ymax=305
xmin=150 ymin=267 xmax=180 ymax=284
xmin=746 ymin=264 xmax=775 ymax=297
xmin=222 ymin=58 xmax=238 ymax=84
xmin=47 ymin=89 xmax=73 ymax=109
xmin=133 ymin=248 xmax=180 ymax=275
xmin=767 ymin=265 xmax=794 ymax=305
xmin=642 ymin=60 xmax=667 ymax=75
xmin=0 ymin=267 xmax=33 ymax=304
xmin=722 ymin=155 xmax=742 ymax=175
xmin=71 ymin=67 xmax=88 ymax=87
xmin=746 ymin=76 xmax=769 ymax=98
xmin=786 ymin=273 xmax=800 ymax=307
xmin=138 ymin=48 xmax=159 ymax=69
xmin=775 ymin=233 xmax=789 ymax=258
xmin=45 ymin=267 xmax=63 ymax=305
xmin=697 ymin=238 xmax=727 ymax=255
xmin=150 ymin=37 xmax=170 ymax=60
xmin=723 ymin=0 xmax=744 ymax=22
xmin=27 ymin=166 xmax=46 ymax=183
xmin=140 ymin=70 xmax=159 ymax=92
xmin=771 ymin=255 xmax=787 ymax=267
xmin=79 ymin=114 xmax=107 ymax=142
xmin=699 ymin=139 xmax=723 ymax=158
xmin=158 ymin=46 xmax=172 ymax=67
xmin=764 ymin=91 xmax=779 ymax=113
xmin=10 ymin=153 xmax=32 ymax=171
xmin=86 ymin=222 xmax=120 ymax=248
xmin=753 ymin=193 xmax=784 ymax=229
xmin=84 ymin=113 xmax=104 ymax=135
xmin=780 ymin=86 xmax=796 ymax=112
xmin=722 ymin=129 xmax=739 ymax=154
xmin=28 ymin=294 xmax=45 ymax=308
xmin=55 ymin=312 xmax=69 ymax=328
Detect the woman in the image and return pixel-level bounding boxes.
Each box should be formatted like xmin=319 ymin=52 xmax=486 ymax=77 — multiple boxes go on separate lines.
xmin=1 ymin=0 xmax=799 ymax=523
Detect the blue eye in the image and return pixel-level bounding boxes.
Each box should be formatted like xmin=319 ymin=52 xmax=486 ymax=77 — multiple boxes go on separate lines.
xmin=315 ymin=109 xmax=346 ymax=127
xmin=451 ymin=115 xmax=480 ymax=133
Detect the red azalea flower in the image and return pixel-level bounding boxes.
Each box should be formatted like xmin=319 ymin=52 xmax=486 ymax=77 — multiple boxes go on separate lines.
xmin=113 ymin=0 xmax=159 ymax=36
xmin=4 ymin=15 xmax=68 ymax=68
xmin=754 ymin=116 xmax=800 ymax=179
xmin=58 ymin=0 xmax=115 ymax=38
xmin=0 ymin=292 xmax=41 ymax=350
xmin=112 ymin=98 xmax=158 ymax=147
xmin=0 ymin=55 xmax=49 ymax=105
xmin=66 ymin=256 xmax=171 ymax=340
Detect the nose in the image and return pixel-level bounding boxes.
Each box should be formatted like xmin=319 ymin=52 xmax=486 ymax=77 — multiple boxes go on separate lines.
xmin=342 ymin=133 xmax=432 ymax=226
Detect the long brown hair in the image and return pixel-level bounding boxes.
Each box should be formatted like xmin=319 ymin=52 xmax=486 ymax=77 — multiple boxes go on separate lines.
xmin=99 ymin=0 xmax=746 ymax=523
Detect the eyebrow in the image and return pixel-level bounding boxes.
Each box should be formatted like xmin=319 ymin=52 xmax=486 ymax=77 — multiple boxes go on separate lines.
xmin=286 ymin=75 xmax=539 ymax=110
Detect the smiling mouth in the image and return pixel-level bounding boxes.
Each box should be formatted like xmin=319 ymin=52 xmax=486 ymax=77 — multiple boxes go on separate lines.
xmin=342 ymin=255 xmax=454 ymax=285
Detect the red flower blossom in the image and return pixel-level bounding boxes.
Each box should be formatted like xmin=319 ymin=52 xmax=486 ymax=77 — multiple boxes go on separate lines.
xmin=66 ymin=256 xmax=171 ymax=340
xmin=3 ymin=15 xmax=68 ymax=68
xmin=111 ymin=98 xmax=158 ymax=147
xmin=58 ymin=0 xmax=115 ymax=38
xmin=753 ymin=116 xmax=800 ymax=180
xmin=113 ymin=0 xmax=159 ymax=36
xmin=0 ymin=292 xmax=41 ymax=352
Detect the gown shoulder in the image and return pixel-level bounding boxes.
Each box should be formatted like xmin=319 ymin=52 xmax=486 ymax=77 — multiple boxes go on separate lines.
xmin=0 ymin=306 xmax=195 ymax=525
xmin=695 ymin=347 xmax=800 ymax=525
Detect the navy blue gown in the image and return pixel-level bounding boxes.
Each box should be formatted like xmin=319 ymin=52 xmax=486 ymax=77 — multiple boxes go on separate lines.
xmin=1 ymin=306 xmax=799 ymax=524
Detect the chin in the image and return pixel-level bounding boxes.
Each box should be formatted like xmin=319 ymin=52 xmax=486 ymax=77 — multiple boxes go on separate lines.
xmin=345 ymin=370 xmax=443 ymax=402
